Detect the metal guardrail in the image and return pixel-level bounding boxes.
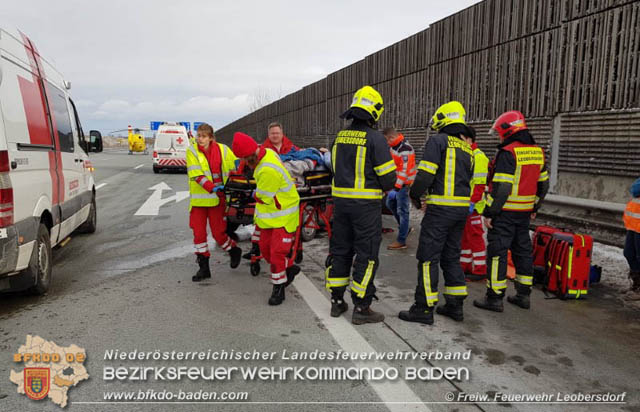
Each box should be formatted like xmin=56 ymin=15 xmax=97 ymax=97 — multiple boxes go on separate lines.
xmin=544 ymin=194 xmax=625 ymax=213
xmin=537 ymin=194 xmax=626 ymax=247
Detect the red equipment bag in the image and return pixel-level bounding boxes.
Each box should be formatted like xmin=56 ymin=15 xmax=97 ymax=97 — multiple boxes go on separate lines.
xmin=532 ymin=225 xmax=561 ymax=270
xmin=545 ymin=232 xmax=593 ymax=299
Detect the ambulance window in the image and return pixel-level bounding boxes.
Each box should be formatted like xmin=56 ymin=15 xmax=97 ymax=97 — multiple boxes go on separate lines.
xmin=47 ymin=82 xmax=74 ymax=153
xmin=69 ymin=99 xmax=88 ymax=154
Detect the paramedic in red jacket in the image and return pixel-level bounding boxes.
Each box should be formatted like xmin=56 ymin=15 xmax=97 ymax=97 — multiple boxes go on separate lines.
xmin=474 ymin=111 xmax=549 ymax=312
xmin=262 ymin=121 xmax=299 ymax=154
xmin=461 ymin=127 xmax=490 ymax=280
xmin=187 ymin=123 xmax=243 ymax=281
xmin=383 ymin=127 xmax=416 ymax=250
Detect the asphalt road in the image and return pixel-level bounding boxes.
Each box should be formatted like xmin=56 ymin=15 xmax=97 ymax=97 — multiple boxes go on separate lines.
xmin=1 ymin=149 xmax=639 ymax=412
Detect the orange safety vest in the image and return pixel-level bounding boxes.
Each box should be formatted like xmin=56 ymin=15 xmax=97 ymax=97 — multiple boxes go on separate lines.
xmin=498 ymin=141 xmax=546 ymax=212
xmin=624 ymin=198 xmax=640 ymax=233
xmin=388 ymin=133 xmax=416 ymax=189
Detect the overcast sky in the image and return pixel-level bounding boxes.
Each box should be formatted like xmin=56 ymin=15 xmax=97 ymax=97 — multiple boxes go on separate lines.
xmin=2 ymin=0 xmax=478 ymax=135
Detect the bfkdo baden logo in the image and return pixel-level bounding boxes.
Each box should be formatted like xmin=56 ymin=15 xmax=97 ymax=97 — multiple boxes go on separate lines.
xmin=24 ymin=367 xmax=50 ymax=400
xmin=10 ymin=335 xmax=90 ymax=408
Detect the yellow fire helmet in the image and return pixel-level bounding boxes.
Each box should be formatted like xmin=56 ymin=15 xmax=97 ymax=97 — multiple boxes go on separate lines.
xmin=430 ymin=101 xmax=466 ymax=131
xmin=350 ymin=85 xmax=384 ymax=121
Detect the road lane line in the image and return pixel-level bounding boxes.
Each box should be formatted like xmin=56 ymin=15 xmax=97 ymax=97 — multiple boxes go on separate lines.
xmin=96 ymin=183 xmax=107 ymax=190
xmin=293 ymin=274 xmax=431 ymax=412
xmin=134 ymin=164 xmax=145 ymax=169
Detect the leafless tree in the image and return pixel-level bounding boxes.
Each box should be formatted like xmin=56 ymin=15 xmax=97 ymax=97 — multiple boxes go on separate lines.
xmin=249 ymin=86 xmax=284 ymax=112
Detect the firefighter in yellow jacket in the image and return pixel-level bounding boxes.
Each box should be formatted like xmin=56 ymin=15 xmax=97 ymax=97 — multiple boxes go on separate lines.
xmin=187 ymin=123 xmax=242 ymax=282
xmin=461 ymin=127 xmax=490 ymax=279
xmin=232 ymin=132 xmax=301 ymax=306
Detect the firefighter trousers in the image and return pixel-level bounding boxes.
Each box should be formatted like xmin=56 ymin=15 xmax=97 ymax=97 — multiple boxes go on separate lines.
xmin=460 ymin=212 xmax=487 ymax=275
xmin=326 ymin=199 xmax=381 ymax=307
xmin=190 ymin=204 xmax=236 ymax=257
xmin=259 ymin=226 xmax=295 ymax=284
xmin=486 ymin=211 xmax=533 ymax=296
xmin=415 ymin=205 xmax=468 ymax=308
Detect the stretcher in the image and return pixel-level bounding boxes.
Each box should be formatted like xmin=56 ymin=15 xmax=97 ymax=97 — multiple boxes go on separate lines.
xmin=224 ymin=170 xmax=334 ymax=276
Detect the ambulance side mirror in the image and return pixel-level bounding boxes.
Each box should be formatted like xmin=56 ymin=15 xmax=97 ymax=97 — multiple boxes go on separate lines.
xmin=89 ymin=130 xmax=103 ymax=153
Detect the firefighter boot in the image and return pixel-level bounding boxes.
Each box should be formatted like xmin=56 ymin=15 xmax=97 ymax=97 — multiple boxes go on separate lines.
xmin=624 ymin=271 xmax=640 ymax=301
xmin=352 ymin=304 xmax=385 ymax=325
xmin=229 ymin=246 xmax=242 ymax=269
xmin=192 ymin=255 xmax=211 ymax=282
xmin=398 ymin=303 xmax=434 ymax=325
xmin=330 ymin=289 xmax=348 ymax=317
xmin=268 ymin=284 xmax=285 ymax=306
xmin=284 ymin=265 xmax=301 ymax=287
xmin=473 ymin=289 xmax=504 ymax=312
xmin=436 ymin=295 xmax=464 ymax=322
xmin=507 ymin=283 xmax=531 ymax=309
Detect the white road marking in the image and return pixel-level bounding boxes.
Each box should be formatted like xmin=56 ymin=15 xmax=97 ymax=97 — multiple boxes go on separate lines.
xmin=293 ymin=274 xmax=431 ymax=412
xmin=135 ymin=182 xmax=189 ymax=216
xmin=134 ymin=164 xmax=145 ymax=169
xmin=95 ymin=183 xmax=107 ymax=190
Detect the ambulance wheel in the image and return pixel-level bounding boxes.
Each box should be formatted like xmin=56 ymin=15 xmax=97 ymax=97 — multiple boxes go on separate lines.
xmin=128 ymin=150 xmax=132 ymax=155
xmin=250 ymin=262 xmax=260 ymax=277
xmin=77 ymin=196 xmax=97 ymax=234
xmin=26 ymin=224 xmax=52 ymax=295
xmin=153 ymin=165 xmax=160 ymax=174
xmin=295 ymin=250 xmax=303 ymax=264
xmin=325 ymin=255 xmax=333 ymax=268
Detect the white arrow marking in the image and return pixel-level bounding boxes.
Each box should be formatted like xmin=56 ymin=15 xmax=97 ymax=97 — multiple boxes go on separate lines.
xmin=134 ymin=182 xmax=189 ymax=216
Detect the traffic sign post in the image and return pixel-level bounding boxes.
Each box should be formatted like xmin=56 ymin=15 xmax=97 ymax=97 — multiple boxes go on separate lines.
xmin=150 ymin=121 xmax=164 ymax=131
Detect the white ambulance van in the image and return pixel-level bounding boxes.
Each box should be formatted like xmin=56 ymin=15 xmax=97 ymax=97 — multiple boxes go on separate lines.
xmin=0 ymin=27 xmax=98 ymax=294
xmin=152 ymin=122 xmax=189 ymax=173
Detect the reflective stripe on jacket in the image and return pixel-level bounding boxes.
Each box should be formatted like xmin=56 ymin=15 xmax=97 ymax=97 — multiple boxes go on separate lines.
xmin=389 ymin=133 xmax=416 ymax=189
xmin=624 ymin=197 xmax=640 ymax=233
xmin=254 ymin=148 xmax=300 ymax=233
xmin=187 ymin=143 xmax=236 ymax=209
xmin=331 ymin=122 xmax=397 ymax=200
xmin=416 ymin=133 xmax=473 ymax=207
xmin=490 ymin=142 xmax=546 ymax=212
xmin=471 ymin=146 xmax=489 ymax=214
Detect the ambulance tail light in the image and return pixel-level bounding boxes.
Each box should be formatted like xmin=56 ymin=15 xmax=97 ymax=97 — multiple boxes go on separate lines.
xmin=153 ymin=151 xmax=158 ymax=159
xmin=0 ymin=150 xmax=9 ymax=173
xmin=0 ymin=188 xmax=14 ymax=227
xmin=0 ymin=151 xmax=13 ymax=227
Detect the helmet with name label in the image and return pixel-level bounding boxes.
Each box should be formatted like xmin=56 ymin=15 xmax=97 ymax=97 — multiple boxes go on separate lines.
xmin=491 ymin=110 xmax=528 ymax=140
xmin=348 ymin=85 xmax=384 ymax=122
xmin=430 ymin=101 xmax=466 ymax=131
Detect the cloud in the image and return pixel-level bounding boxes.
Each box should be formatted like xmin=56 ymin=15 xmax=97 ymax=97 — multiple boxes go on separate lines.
xmin=1 ymin=0 xmax=480 ymax=132
xmin=86 ymin=94 xmax=251 ymax=132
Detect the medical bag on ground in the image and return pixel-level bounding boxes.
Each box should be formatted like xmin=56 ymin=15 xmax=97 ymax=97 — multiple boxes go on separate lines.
xmin=545 ymin=232 xmax=593 ymax=299
xmin=532 ymin=225 xmax=561 ymax=279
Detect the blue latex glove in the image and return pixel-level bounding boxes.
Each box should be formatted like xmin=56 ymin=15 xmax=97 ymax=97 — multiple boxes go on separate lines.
xmin=468 ymin=203 xmax=475 ymax=214
xmin=251 ymin=189 xmax=256 ymax=199
xmin=234 ymin=159 xmax=241 ymax=169
xmin=387 ymin=190 xmax=397 ymax=201
xmin=212 ymin=185 xmax=225 ymax=193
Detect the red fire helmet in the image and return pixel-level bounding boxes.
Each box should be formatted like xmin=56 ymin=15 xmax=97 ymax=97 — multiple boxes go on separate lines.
xmin=490 ymin=110 xmax=528 ymax=140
